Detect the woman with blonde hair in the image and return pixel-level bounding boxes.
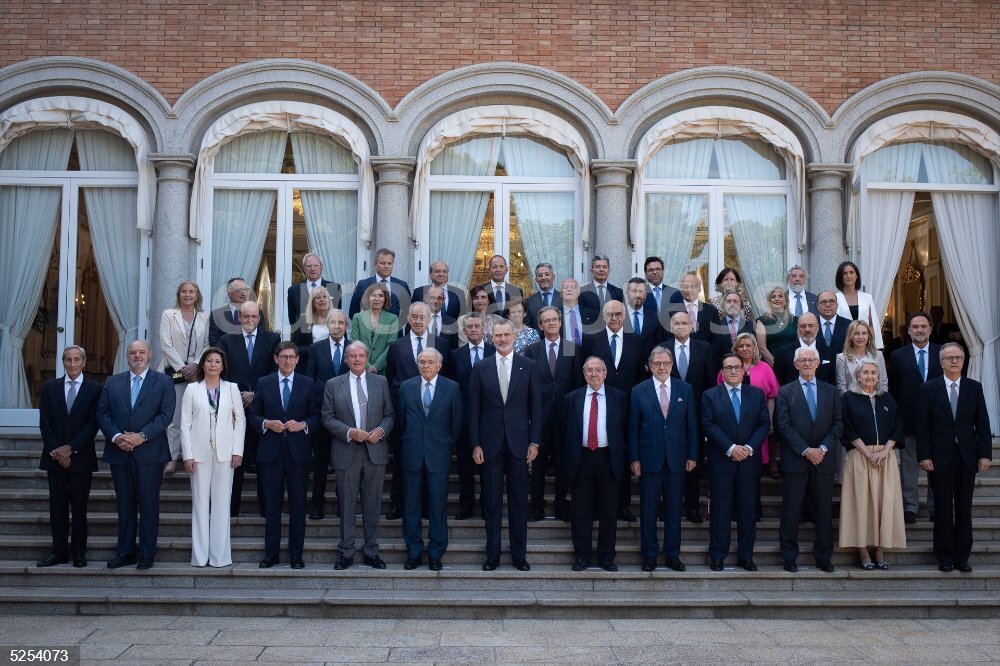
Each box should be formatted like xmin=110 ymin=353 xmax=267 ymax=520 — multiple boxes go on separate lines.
xmin=835 ymin=319 xmax=888 ymax=396
xmin=755 ymin=286 xmax=797 ymax=365
xmin=292 ymin=286 xmax=333 ymax=370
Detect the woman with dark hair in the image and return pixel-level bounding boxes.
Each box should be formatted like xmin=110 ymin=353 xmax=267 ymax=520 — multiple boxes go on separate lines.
xmin=834 ymin=261 xmax=884 ymax=349
xmin=349 ymin=282 xmax=398 ymax=373
xmin=180 ymin=347 xmax=245 ymax=567
xmin=458 ymin=284 xmax=504 ymax=345
xmin=710 ymin=267 xmax=754 ymax=322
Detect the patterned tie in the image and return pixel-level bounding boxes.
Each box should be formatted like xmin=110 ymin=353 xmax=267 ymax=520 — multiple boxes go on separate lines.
xmin=633 ymin=311 xmax=641 ymax=334
xmin=729 ymin=318 xmax=737 ymax=342
xmin=332 ymin=342 xmax=342 ymax=375
xmin=917 ymin=349 xmax=927 ymax=382
xmin=415 ymin=335 xmax=423 ymax=361
xmin=569 ymin=309 xmax=581 ymax=345
xmin=281 ymin=377 xmax=291 ymax=412
xmin=66 ymin=379 xmax=78 ymax=412
xmin=688 ymin=303 xmax=697 ymax=332
xmin=610 ymin=334 xmax=618 ymax=368
xmin=473 ymin=346 xmax=481 ymax=365
xmin=794 ymin=293 xmax=804 ymax=316
xmin=730 ymin=387 xmax=741 ymax=420
xmin=499 ymin=356 xmax=509 ymax=403
xmin=246 ymin=333 xmax=255 ymax=361
xmin=587 ymin=391 xmax=599 ymax=451
xmin=423 ymin=382 xmax=433 ymax=415
xmin=824 ymin=321 xmax=832 ymax=346
xmin=548 ymin=342 xmax=557 ymax=377
xmin=950 ymin=382 xmax=959 ymax=419
xmin=658 ymin=382 xmax=669 ymax=418
xmin=356 ymin=376 xmax=368 ymax=431
xmin=678 ymin=344 xmax=689 ymax=380
xmin=130 ymin=375 xmax=142 ymax=408
xmin=804 ymin=381 xmax=817 ymax=421
xmin=654 ymin=286 xmax=662 ymax=309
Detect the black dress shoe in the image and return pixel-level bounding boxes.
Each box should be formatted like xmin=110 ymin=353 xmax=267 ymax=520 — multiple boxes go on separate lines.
xmin=428 ymin=558 xmax=443 ymax=571
xmin=36 ymin=554 xmax=69 ymax=568
xmin=455 ymin=509 xmax=474 ymax=520
xmin=290 ymin=558 xmax=305 ymax=570
xmin=385 ymin=506 xmax=403 ymax=520
xmin=308 ymin=511 xmax=324 ymax=520
xmin=403 ymin=556 xmax=422 ymax=570
xmin=738 ymin=559 xmax=758 ymax=572
xmin=685 ymin=511 xmax=704 ymax=524
xmin=364 ymin=555 xmax=387 ymax=569
xmin=710 ymin=559 xmax=724 ymax=571
xmin=783 ymin=561 xmax=798 ymax=573
xmin=599 ymin=560 xmax=618 ymax=572
xmin=664 ymin=557 xmax=686 ymax=572
xmin=106 ymin=554 xmax=137 ymax=569
xmin=72 ymin=555 xmax=87 ymax=568
xmin=554 ymin=508 xmax=571 ymax=522
xmin=938 ymin=563 xmax=954 ymax=572
xmin=617 ymin=507 xmax=638 ymax=523
xmin=528 ymin=507 xmax=545 ymax=522
xmin=482 ymin=559 xmax=498 ymax=571
xmin=136 ymin=558 xmax=154 ymax=570
xmin=904 ymin=511 xmax=917 ymax=524
xmin=641 ymin=557 xmax=657 ymax=572
xmin=957 ymin=563 xmax=972 ymax=573
xmin=334 ymin=556 xmax=353 ymax=570
xmin=259 ymin=556 xmax=279 ymax=568
xmin=817 ymin=562 xmax=835 ymax=573
xmin=572 ymin=557 xmax=591 ymax=572
xmin=513 ymin=559 xmax=531 ymax=572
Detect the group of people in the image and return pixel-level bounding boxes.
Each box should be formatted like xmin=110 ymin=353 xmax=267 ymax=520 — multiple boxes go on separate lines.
xmin=36 ymin=249 xmax=992 ymax=575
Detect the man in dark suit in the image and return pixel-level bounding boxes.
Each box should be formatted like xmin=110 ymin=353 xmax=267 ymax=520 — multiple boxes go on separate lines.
xmin=322 ymin=342 xmax=395 ymax=570
xmin=250 ymin=342 xmax=321 ymax=569
xmin=469 ymin=320 xmax=544 ymax=571
xmin=559 ymin=278 xmax=598 ymax=344
xmin=445 ymin=313 xmax=495 ymax=519
xmin=702 ymin=354 xmax=770 ymax=571
xmin=709 ymin=290 xmax=755 ymax=361
xmin=629 ymin=346 xmax=698 ymax=572
xmin=624 ymin=277 xmax=666 ymax=356
xmin=670 ymin=273 xmax=717 ymax=342
xmin=96 ymin=339 xmax=175 ymax=570
xmin=815 ymin=290 xmax=851 ymax=358
xmin=918 ymin=343 xmax=992 ymax=572
xmin=218 ymin=301 xmax=280 ymax=516
xmin=564 ymin=357 xmax=628 ymax=571
xmin=349 ymin=247 xmax=411 ymax=317
xmin=385 ymin=301 xmax=454 ymax=520
xmin=579 ymin=254 xmax=624 ymax=314
xmin=303 ymin=309 xmax=350 ymax=519
xmin=480 ymin=254 xmax=523 ymax=319
xmin=524 ymin=305 xmax=582 ymax=521
xmin=642 ymin=256 xmax=679 ymax=315
xmin=208 ymin=277 xmax=269 ymax=346
xmin=889 ymin=311 xmax=942 ymax=523
xmin=398 ymin=349 xmax=463 ymax=570
xmin=773 ymin=313 xmax=835 ymax=385
xmin=785 ymin=265 xmax=819 ymax=318
xmin=422 ymin=285 xmax=459 ymax=353
xmin=36 ymin=345 xmax=101 ymax=568
xmin=411 ymin=260 xmax=464 ymax=323
xmin=775 ymin=347 xmax=842 ymax=573
xmin=287 ymin=252 xmax=343 ymax=330
xmin=525 ymin=262 xmax=562 ymax=329
xmin=665 ymin=310 xmax=716 ymax=524
xmin=582 ymin=299 xmax=647 ymax=522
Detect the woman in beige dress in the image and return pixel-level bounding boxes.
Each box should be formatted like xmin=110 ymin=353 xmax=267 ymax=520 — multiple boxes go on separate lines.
xmin=839 ymin=360 xmax=906 ymax=569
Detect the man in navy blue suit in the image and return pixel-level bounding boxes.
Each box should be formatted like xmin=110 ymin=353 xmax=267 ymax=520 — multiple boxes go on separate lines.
xmin=96 ymin=340 xmax=175 ymax=570
xmin=250 ymin=341 xmax=321 ymax=570
xmin=702 ymin=353 xmax=770 ymax=571
xmin=411 ymin=261 xmax=464 ymax=323
xmin=348 ymin=247 xmax=411 ymax=317
xmin=642 ymin=256 xmax=679 ymax=316
xmin=629 ymin=346 xmax=698 ymax=572
xmin=208 ymin=277 xmax=269 ymax=347
xmin=287 ymin=252 xmax=342 ymax=328
xmin=579 ymin=254 xmax=624 ymax=314
xmin=624 ymin=277 xmax=666 ymax=356
xmin=480 ymin=254 xmax=524 ymax=319
xmin=815 ymin=290 xmax=852 ymax=358
xmin=469 ymin=320 xmax=544 ymax=571
xmin=398 ymin=349 xmax=463 ymax=571
xmin=564 ymin=357 xmax=627 ymax=571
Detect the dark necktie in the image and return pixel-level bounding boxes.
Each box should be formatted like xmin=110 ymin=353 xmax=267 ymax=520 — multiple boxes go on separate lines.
xmin=917 ymin=349 xmax=927 ymax=381
xmin=415 ymin=335 xmax=423 ymax=361
xmin=494 ymin=286 xmax=504 ymax=311
xmin=587 ymin=391 xmax=599 ymax=451
xmin=543 ymin=292 xmax=550 ymax=307
xmin=332 ymin=342 xmax=342 ymax=375
xmin=472 ymin=346 xmax=481 ymax=365
xmin=548 ymin=342 xmax=557 ymax=376
xmin=824 ymin=321 xmax=832 ymax=346
xmin=950 ymin=382 xmax=959 ymax=418
xmin=632 ymin=311 xmax=641 ymax=334
xmin=610 ymin=334 xmax=618 ymax=367
xmin=281 ymin=377 xmax=291 ymax=411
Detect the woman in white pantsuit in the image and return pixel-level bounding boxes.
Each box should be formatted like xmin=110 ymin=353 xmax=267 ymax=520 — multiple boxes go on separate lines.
xmin=180 ymin=347 xmax=245 ymax=567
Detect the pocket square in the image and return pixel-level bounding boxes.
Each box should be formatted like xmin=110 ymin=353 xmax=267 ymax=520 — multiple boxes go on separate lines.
xmin=677 ymin=397 xmax=684 ymax=402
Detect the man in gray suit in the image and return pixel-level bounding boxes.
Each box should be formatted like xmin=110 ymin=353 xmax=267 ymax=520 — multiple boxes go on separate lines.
xmin=322 ymin=342 xmax=395 ymax=570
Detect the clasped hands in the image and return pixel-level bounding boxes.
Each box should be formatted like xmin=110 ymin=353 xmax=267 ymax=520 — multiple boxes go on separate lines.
xmin=730 ymin=444 xmax=752 ymax=462
xmin=866 ymin=447 xmax=891 ymax=469
xmin=803 ymin=447 xmax=826 ymax=465
xmin=265 ymin=419 xmax=307 ymax=433
xmin=348 ymin=426 xmax=384 ymax=444
xmin=115 ymin=432 xmax=145 ymax=451
xmin=49 ymin=444 xmax=73 ymax=468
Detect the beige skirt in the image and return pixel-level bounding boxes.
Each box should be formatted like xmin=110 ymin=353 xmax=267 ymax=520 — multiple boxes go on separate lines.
xmin=838 ymin=445 xmax=907 ymax=549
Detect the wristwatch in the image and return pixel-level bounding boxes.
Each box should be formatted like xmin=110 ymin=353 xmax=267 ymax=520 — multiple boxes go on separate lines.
xmin=139 ymin=432 xmax=148 ymax=442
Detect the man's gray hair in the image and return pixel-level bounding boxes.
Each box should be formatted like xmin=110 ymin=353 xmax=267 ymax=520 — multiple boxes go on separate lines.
xmin=345 ymin=341 xmax=370 ymax=358
xmin=62 ymin=345 xmax=87 ymax=360
xmin=793 ymin=346 xmax=820 ymax=362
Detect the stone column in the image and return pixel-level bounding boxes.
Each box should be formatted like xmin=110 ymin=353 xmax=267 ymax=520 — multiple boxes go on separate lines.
xmin=372 ymin=157 xmax=416 ymax=282
xmin=148 ymin=154 xmax=196 ymax=360
xmin=591 ymin=159 xmax=637 ymax=284
xmin=805 ymin=163 xmax=852 ymax=285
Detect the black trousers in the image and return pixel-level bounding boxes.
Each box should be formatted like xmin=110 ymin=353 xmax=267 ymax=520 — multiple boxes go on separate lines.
xmin=46 ymin=464 xmax=93 ymax=557
xmin=929 ymin=458 xmax=976 ymax=567
xmin=531 ymin=419 xmax=568 ymax=513
xmin=481 ymin=443 xmax=529 ymax=561
xmin=570 ymin=447 xmax=619 ymax=561
xmin=456 ymin=440 xmax=480 ymax=515
xmin=779 ymin=466 xmax=834 ymax=564
xmin=310 ymin=428 xmax=334 ymax=514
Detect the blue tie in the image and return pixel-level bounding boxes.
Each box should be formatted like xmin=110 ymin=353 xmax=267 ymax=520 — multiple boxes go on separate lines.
xmin=332 ymin=342 xmax=342 ymax=375
xmin=415 ymin=336 xmax=423 ymax=361
xmin=423 ymin=382 xmax=433 ymax=415
xmin=633 ymin=311 xmax=641 ymax=334
xmin=472 ymin=346 xmax=481 ymax=365
xmin=804 ymin=381 xmax=817 ymax=420
xmin=281 ymin=377 xmax=291 ymax=412
xmin=654 ymin=286 xmax=662 ymax=309
xmin=824 ymin=321 xmax=832 ymax=346
xmin=917 ymin=349 xmax=927 ymax=382
xmin=543 ymin=292 xmax=550 ymax=307
xmin=794 ymin=293 xmax=804 ymax=317
xmin=130 ymin=375 xmax=142 ymax=408
xmin=610 ymin=334 xmax=618 ymax=367
xmin=730 ymin=387 xmax=741 ymax=420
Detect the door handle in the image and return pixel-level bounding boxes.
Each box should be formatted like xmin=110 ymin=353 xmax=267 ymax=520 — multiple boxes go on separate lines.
xmin=56 ymin=326 xmax=65 ymax=333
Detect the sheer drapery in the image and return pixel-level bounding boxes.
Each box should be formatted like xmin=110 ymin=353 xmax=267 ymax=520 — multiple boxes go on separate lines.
xmin=725 ymin=195 xmax=787 ymax=316
xmin=922 ymin=143 xmax=992 ymax=185
xmin=77 ymin=130 xmax=141 ymax=373
xmin=714 ymin=138 xmax=785 ymax=180
xmin=510 ymin=192 xmax=575 ymax=285
xmin=645 ymin=138 xmax=713 ymax=179
xmin=0 ymin=129 xmax=72 ymax=407
xmin=931 ymin=192 xmax=1000 ymax=433
xmin=209 ymin=131 xmax=285 ymax=307
xmin=427 ymin=136 xmax=501 ymax=289
xmin=289 ymin=132 xmax=358 ymax=174
xmin=499 ymin=136 xmax=575 ymax=177
xmin=645 ymin=194 xmax=704 ymax=286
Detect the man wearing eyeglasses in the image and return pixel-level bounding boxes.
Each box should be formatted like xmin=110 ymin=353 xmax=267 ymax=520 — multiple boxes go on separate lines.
xmin=815 ymin=290 xmax=851 ymax=359
xmin=209 ymin=277 xmax=269 ymax=346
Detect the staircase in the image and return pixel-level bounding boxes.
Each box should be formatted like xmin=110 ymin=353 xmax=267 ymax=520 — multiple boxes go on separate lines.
xmin=1 ymin=432 xmax=999 ymax=619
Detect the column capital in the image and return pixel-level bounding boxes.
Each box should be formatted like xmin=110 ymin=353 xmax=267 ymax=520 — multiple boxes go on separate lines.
xmin=591 ymin=159 xmax=636 ymax=189
xmin=372 ymin=157 xmax=416 ymax=186
xmin=806 ymin=163 xmax=852 ymax=192
xmin=149 ymin=153 xmax=196 ymax=184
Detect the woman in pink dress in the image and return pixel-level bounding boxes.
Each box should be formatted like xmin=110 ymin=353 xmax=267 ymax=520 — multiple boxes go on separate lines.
xmin=717 ymin=332 xmax=779 ymax=472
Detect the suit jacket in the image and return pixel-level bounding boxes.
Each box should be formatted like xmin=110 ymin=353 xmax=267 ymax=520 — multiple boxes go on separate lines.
xmin=322 ymin=372 xmax=395 ymax=467
xmin=888 ymin=343 xmax=942 ymax=435
xmin=816 ymin=315 xmax=852 ymax=358
xmin=304 ymin=336 xmax=351 ymax=384
xmin=560 ymin=303 xmax=601 ymax=341
xmin=628 ymin=377 xmax=698 ymax=474
xmin=841 ymin=391 xmax=905 ymax=450
xmin=180 ymin=380 xmax=245 ymax=463
xmin=350 ymin=310 xmax=400 ymax=373
xmin=563 ymin=384 xmax=628 ymax=482
xmin=523 ymin=337 xmax=584 ymax=426
xmin=665 ymin=336 xmax=716 ymax=409
xmin=579 ymin=281 xmax=624 ymax=315
xmin=157 ymin=308 xmax=209 ymax=373
xmin=398 ymin=375 xmax=463 ymax=474
xmin=287 ymin=279 xmax=343 ymax=328
xmin=97 ymin=369 xmax=175 ymax=466
xmin=385 ymin=333 xmax=454 ymax=404
xmin=709 ymin=316 xmax=756 ymax=361
xmin=525 ymin=289 xmax=562 ymax=329
xmin=645 ymin=283 xmax=680 ymax=315
xmin=412 ymin=284 xmax=465 ymax=322
xmin=624 ymin=299 xmax=666 ymax=354
xmin=249 ymin=373 xmax=321 ymax=466
xmin=38 ymin=376 xmax=102 ymax=472
xmin=468 ymin=353 xmax=544 ymax=459
xmin=349 ymin=275 xmax=411 ymax=318
xmin=218 ymin=329 xmax=281 ymax=392
xmin=208 ymin=306 xmax=269 ymax=347
xmin=446 ymin=342 xmax=496 ymax=390
xmin=917 ymin=376 xmax=992 ymax=472
xmin=701 ymin=383 xmax=770 ymax=475
xmin=836 ymin=290 xmax=884 ymax=349
xmin=773 ymin=341 xmax=835 ymax=386
xmin=787 ymin=289 xmax=819 ymax=317
xmin=665 ymin=300 xmax=718 ymax=342
xmin=581 ymin=330 xmax=645 ymax=399
xmin=482 ymin=281 xmax=524 ymax=318
xmin=775 ymin=378 xmax=842 ymax=475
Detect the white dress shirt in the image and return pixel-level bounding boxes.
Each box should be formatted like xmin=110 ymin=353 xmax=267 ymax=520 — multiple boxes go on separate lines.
xmin=409 ymin=331 xmax=426 ymax=360
xmin=348 ymin=371 xmax=369 ymax=441
xmin=64 ymin=374 xmax=85 ymax=403
xmin=605 ymin=327 xmax=623 ymax=368
xmin=468 ymin=342 xmax=485 ymax=365
xmin=581 ymin=385 xmax=608 ymax=448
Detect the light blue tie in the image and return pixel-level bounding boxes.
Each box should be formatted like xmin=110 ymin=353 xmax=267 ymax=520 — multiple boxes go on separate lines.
xmin=281 ymin=377 xmax=291 ymax=412
xmin=332 ymin=342 xmax=342 ymax=375
xmin=423 ymin=382 xmax=433 ymax=415
xmin=917 ymin=349 xmax=927 ymax=382
xmin=804 ymin=381 xmax=817 ymax=421
xmin=130 ymin=375 xmax=142 ymax=408
xmin=654 ymin=286 xmax=662 ymax=309
xmin=678 ymin=344 xmax=689 ymax=380
xmin=794 ymin=293 xmax=803 ymax=317
xmin=472 ymin=346 xmax=481 ymax=365
xmin=824 ymin=321 xmax=832 ymax=346
xmin=730 ymin=387 xmax=741 ymax=420
xmin=246 ymin=333 xmax=255 ymax=362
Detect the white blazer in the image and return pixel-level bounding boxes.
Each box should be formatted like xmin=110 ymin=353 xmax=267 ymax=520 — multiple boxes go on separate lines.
xmin=158 ymin=308 xmax=209 ymax=372
xmin=835 ymin=290 xmax=884 ymax=350
xmin=180 ymin=380 xmax=246 ymax=463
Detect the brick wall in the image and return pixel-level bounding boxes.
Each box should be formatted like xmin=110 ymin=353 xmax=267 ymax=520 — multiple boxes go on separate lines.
xmin=2 ymin=0 xmax=998 ymax=113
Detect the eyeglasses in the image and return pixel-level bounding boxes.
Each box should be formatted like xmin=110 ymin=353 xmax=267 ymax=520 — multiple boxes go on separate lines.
xmin=722 ymin=365 xmax=743 ymax=372
xmin=941 ymin=355 xmax=964 ymax=362
xmin=277 ymin=354 xmax=298 ymax=361
xmin=649 ymin=361 xmax=672 ymax=368
xmin=795 ymin=358 xmax=819 ymax=364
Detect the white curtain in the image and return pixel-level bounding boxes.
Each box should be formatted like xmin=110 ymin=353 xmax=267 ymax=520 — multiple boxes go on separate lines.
xmin=725 ymin=195 xmax=787 ymax=316
xmin=77 ymin=130 xmax=141 ymax=373
xmin=0 ymin=129 xmax=73 ymax=408
xmin=427 ymin=136 xmax=501 ymax=289
xmin=209 ymin=131 xmax=285 ymax=307
xmin=922 ymin=143 xmax=992 ymax=185
xmin=715 ymin=138 xmax=785 ymax=180
xmin=645 ymin=194 xmax=704 ymax=287
xmin=932 ymin=192 xmax=1000 ymax=433
xmin=645 ymin=138 xmax=713 ymax=179
xmin=291 ymin=132 xmax=360 ymax=289
xmin=500 ymin=136 xmax=575 ymax=177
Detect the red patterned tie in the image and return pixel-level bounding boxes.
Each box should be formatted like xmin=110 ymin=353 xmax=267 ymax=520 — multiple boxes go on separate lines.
xmin=587 ymin=391 xmax=599 ymax=451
